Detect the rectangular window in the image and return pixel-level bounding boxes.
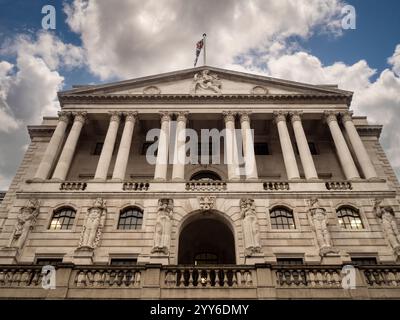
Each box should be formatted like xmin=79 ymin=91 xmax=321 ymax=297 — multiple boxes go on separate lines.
xmin=110 ymin=258 xmax=138 ymax=266
xmin=35 ymin=258 xmax=63 ymax=265
xmin=351 ymin=257 xmax=377 ymax=265
xmin=93 ymin=142 xmax=103 ymax=155
xmin=142 ymin=142 xmax=157 ymax=156
xmin=276 ymin=258 xmax=304 ymax=265
xmin=254 ymin=143 xmax=270 ymax=155
xmin=294 ymin=142 xmax=318 ymax=155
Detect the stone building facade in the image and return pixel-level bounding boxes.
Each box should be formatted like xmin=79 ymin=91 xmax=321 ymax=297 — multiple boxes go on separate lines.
xmin=0 ymin=66 xmax=399 ymax=299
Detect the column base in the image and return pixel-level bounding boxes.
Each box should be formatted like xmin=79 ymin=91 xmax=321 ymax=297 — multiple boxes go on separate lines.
xmin=92 ymin=177 xmax=107 ymax=182
xmin=73 ymin=247 xmax=94 ymax=265
xmin=0 ymin=247 xmax=19 ymax=264
xmin=171 ymin=177 xmax=185 ymax=182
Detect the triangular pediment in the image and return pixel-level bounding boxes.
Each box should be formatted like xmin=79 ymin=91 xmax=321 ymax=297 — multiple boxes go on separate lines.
xmin=60 ymin=66 xmax=352 ymax=98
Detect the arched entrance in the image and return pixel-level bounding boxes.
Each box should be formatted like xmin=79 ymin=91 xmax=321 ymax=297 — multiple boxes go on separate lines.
xmin=178 ymin=212 xmax=236 ymax=265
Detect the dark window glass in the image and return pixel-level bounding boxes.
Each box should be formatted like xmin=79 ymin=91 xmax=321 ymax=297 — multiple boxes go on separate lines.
xmin=254 ymin=143 xmax=270 ymax=155
xmin=351 ymin=257 xmax=377 ymax=266
xmin=142 ymin=142 xmax=158 ymax=156
xmin=194 ymin=253 xmax=218 ymax=265
xmin=110 ymin=259 xmax=138 ymax=266
xmin=337 ymin=207 xmax=364 ymax=230
xmin=49 ymin=208 xmax=76 ymax=230
xmin=308 ymin=142 xmax=318 ymax=155
xmin=36 ymin=258 xmax=63 ymax=265
xmin=277 ymin=258 xmax=304 ymax=265
xmin=270 ymin=207 xmax=296 ymax=230
xmin=93 ymin=142 xmax=103 ymax=155
xmin=118 ymin=208 xmax=143 ymax=230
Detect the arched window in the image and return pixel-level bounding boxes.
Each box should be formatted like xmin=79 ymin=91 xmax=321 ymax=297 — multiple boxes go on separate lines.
xmin=49 ymin=207 xmax=76 ymax=230
xmin=337 ymin=206 xmax=363 ymax=230
xmin=190 ymin=170 xmax=221 ymax=181
xmin=118 ymin=207 xmax=143 ymax=230
xmin=270 ymin=207 xmax=295 ymax=230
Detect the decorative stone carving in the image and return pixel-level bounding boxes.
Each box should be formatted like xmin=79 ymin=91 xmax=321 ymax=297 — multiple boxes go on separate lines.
xmin=198 ymin=196 xmax=216 ymax=211
xmin=143 ymin=86 xmax=161 ymax=95
xmin=240 ymin=198 xmax=262 ymax=256
xmin=78 ymin=198 xmax=107 ymax=250
xmin=190 ymin=70 xmax=222 ymax=94
xmin=250 ymin=85 xmax=268 ymax=95
xmin=152 ymin=199 xmax=174 ymax=254
xmin=374 ymin=199 xmax=400 ymax=255
xmin=308 ymin=198 xmax=338 ymax=256
xmin=273 ymin=110 xmax=288 ymax=123
xmin=7 ymin=199 xmax=40 ymax=249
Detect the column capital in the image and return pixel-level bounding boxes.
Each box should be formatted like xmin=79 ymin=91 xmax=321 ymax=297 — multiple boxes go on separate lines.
xmin=238 ymin=111 xmax=251 ymax=123
xmin=273 ymin=111 xmax=288 ymax=124
xmin=222 ymin=111 xmax=236 ymax=123
xmin=324 ymin=111 xmax=339 ymax=124
xmin=58 ymin=111 xmax=71 ymax=123
xmin=124 ymin=111 xmax=138 ymax=122
xmin=175 ymin=111 xmax=189 ymax=123
xmin=72 ymin=111 xmax=87 ymax=124
xmin=340 ymin=111 xmax=354 ymax=123
xmin=109 ymin=111 xmax=122 ymax=123
xmin=159 ymin=111 xmax=172 ymax=123
xmin=289 ymin=111 xmax=303 ymax=123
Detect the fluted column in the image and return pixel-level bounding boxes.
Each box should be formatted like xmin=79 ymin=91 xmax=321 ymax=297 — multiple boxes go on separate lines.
xmin=274 ymin=111 xmax=300 ymax=180
xmin=223 ymin=111 xmax=240 ymax=180
xmin=34 ymin=111 xmax=71 ymax=180
xmin=112 ymin=112 xmax=138 ymax=181
xmin=52 ymin=112 xmax=87 ymax=180
xmin=324 ymin=111 xmax=360 ymax=180
xmin=239 ymin=111 xmax=258 ymax=180
xmin=341 ymin=111 xmax=378 ymax=179
xmin=289 ymin=111 xmax=318 ymax=180
xmin=172 ymin=111 xmax=188 ymax=181
xmin=154 ymin=112 xmax=171 ymax=181
xmin=94 ymin=112 xmax=121 ymax=180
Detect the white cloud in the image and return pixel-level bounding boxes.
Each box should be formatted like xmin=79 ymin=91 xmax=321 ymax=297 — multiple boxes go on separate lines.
xmin=388 ymin=44 xmax=400 ymax=77
xmin=64 ymin=0 xmax=346 ymax=80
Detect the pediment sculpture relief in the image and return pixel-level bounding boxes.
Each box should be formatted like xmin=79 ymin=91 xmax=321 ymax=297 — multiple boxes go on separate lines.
xmin=250 ymin=85 xmax=268 ymax=95
xmin=143 ymin=85 xmax=161 ymax=95
xmin=190 ymin=70 xmax=222 ymax=94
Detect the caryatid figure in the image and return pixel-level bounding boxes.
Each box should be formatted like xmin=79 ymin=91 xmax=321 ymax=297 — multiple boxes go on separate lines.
xmin=308 ymin=198 xmax=338 ymax=256
xmin=374 ymin=199 xmax=400 ymax=254
xmin=152 ymin=199 xmax=174 ymax=254
xmin=8 ymin=199 xmax=40 ymax=249
xmin=79 ymin=198 xmax=107 ymax=249
xmin=240 ymin=198 xmax=262 ymax=256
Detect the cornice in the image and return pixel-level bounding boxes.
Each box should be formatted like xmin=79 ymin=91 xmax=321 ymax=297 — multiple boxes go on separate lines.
xmin=356 ymin=125 xmax=383 ymax=138
xmin=59 ymin=93 xmax=351 ymax=106
xmin=27 ymin=125 xmax=56 ymax=139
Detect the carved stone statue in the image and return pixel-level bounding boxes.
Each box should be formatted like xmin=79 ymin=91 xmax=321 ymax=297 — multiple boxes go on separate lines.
xmin=190 ymin=70 xmax=222 ymax=94
xmin=78 ymin=198 xmax=107 ymax=249
xmin=199 ymin=196 xmax=216 ymax=211
xmin=8 ymin=199 xmax=40 ymax=249
xmin=152 ymin=199 xmax=174 ymax=254
xmin=240 ymin=198 xmax=261 ymax=256
xmin=374 ymin=199 xmax=400 ymax=254
xmin=308 ymin=198 xmax=338 ymax=256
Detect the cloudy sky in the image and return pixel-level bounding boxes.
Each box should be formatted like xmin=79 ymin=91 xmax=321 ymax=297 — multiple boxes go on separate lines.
xmin=0 ymin=0 xmax=399 ymax=189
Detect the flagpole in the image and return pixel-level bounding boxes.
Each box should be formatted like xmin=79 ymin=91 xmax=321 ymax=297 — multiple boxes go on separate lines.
xmin=203 ymin=33 xmax=207 ymax=65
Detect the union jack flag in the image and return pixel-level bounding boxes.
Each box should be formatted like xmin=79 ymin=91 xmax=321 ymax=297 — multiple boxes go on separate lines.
xmin=194 ymin=38 xmax=204 ymax=67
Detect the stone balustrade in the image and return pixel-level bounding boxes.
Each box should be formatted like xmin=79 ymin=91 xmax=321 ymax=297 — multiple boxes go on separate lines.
xmin=1 ymin=264 xmax=400 ymax=299
xmin=263 ymin=181 xmax=290 ymax=191
xmin=163 ymin=266 xmax=255 ymax=288
xmin=122 ymin=182 xmax=150 ymax=191
xmin=185 ymin=181 xmax=227 ymax=192
xmin=325 ymin=181 xmax=353 ymax=190
xmin=60 ymin=182 xmax=87 ymax=191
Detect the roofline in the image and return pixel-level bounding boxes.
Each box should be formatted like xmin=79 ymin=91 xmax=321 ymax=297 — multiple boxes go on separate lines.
xmin=59 ymin=65 xmax=353 ymax=97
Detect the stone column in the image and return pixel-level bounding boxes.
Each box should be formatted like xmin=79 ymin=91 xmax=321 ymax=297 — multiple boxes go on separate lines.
xmin=324 ymin=111 xmax=360 ymax=180
xmin=341 ymin=111 xmax=378 ymax=179
xmin=52 ymin=112 xmax=87 ymax=181
xmin=94 ymin=112 xmax=121 ymax=180
xmin=154 ymin=112 xmax=171 ymax=181
xmin=274 ymin=111 xmax=300 ymax=180
xmin=223 ymin=111 xmax=240 ymax=180
xmin=112 ymin=112 xmax=138 ymax=181
xmin=239 ymin=111 xmax=258 ymax=180
xmin=34 ymin=111 xmax=70 ymax=180
xmin=172 ymin=111 xmax=188 ymax=181
xmin=289 ymin=111 xmax=318 ymax=180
